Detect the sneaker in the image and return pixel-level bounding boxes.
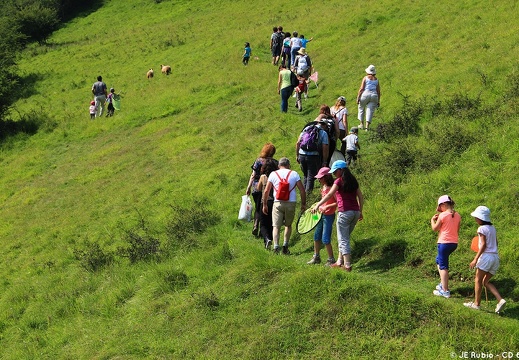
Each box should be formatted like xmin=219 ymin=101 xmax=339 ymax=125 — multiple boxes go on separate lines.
xmin=495 ymin=299 xmax=506 ymax=313
xmin=282 ymin=245 xmax=290 ymax=255
xmin=463 ymin=302 xmax=480 ymax=310
xmin=252 ymin=227 xmax=259 ymax=237
xmin=435 ymin=283 xmax=443 ymax=291
xmin=324 ymin=258 xmax=336 ymax=266
xmin=307 ymin=255 xmax=321 ymax=265
xmin=358 ymin=124 xmax=363 ymax=129
xmin=265 ymin=239 xmax=272 ymax=250
xmin=273 ymin=246 xmax=280 ymax=254
xmin=433 ymin=289 xmax=451 ymax=298
xmin=292 ymin=93 xmax=297 ymax=98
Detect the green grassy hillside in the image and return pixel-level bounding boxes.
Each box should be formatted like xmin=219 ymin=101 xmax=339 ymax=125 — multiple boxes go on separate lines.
xmin=1 ymin=0 xmax=518 ymax=358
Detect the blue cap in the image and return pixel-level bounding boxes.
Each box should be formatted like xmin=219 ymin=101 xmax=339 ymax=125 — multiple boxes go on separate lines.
xmin=329 ymin=160 xmax=347 ymax=173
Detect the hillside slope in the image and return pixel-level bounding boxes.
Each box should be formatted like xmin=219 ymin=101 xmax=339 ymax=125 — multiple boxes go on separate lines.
xmin=1 ymin=0 xmax=518 ymax=358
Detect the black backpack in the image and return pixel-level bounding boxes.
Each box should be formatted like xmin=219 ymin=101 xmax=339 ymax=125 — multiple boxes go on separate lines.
xmin=290 ymin=71 xmax=299 ymax=88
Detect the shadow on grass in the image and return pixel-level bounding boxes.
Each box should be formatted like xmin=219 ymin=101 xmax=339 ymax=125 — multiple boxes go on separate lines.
xmin=15 ymin=72 xmax=45 ymax=100
xmin=456 ymin=278 xmax=518 ymax=319
xmin=353 ymin=237 xmax=407 ymax=272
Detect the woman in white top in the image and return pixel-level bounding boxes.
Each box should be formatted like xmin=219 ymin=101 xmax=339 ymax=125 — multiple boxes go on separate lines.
xmin=289 ymin=31 xmax=302 ymax=67
xmin=356 ymin=64 xmax=381 ymax=131
xmin=330 ymin=96 xmax=349 ymax=155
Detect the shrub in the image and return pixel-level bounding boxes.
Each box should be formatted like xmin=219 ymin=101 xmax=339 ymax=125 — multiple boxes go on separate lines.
xmin=372 ymin=96 xmax=423 ymax=142
xmin=73 ymin=240 xmax=114 ymax=272
xmin=165 ymin=198 xmax=220 ymax=253
xmin=163 ymin=270 xmax=189 ymax=291
xmin=117 ymin=226 xmax=161 ymax=264
xmin=13 ymin=3 xmax=60 ymax=44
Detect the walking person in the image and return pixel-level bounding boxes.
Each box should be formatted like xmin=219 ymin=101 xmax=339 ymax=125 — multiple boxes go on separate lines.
xmin=289 ymin=31 xmax=302 ymax=67
xmin=431 ymin=195 xmax=461 ymax=298
xmin=463 ymin=206 xmax=506 ymax=313
xmin=356 ymin=65 xmax=380 ymax=131
xmin=262 ymin=157 xmax=306 ymax=254
xmin=92 ymin=75 xmax=108 ymax=118
xmin=331 ymin=96 xmax=349 ymax=155
xmin=311 ymin=160 xmax=363 ymax=271
xmin=344 ymin=127 xmax=360 ymax=167
xmin=307 ymin=167 xmax=337 ymax=266
xmin=242 ymin=42 xmax=251 ymax=65
xmin=246 ymin=142 xmax=277 ymax=237
xmin=277 ymin=63 xmax=293 ymax=113
xmin=270 ymin=27 xmax=283 ymax=66
xmin=255 ymin=158 xmax=279 ymax=248
xmin=296 ymin=118 xmax=329 ymax=194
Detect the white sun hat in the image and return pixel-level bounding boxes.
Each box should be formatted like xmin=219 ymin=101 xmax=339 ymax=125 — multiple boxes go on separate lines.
xmin=471 ymin=206 xmax=491 ymax=222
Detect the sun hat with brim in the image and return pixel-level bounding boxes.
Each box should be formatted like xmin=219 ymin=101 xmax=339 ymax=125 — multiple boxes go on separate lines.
xmin=315 ymin=167 xmax=331 ymax=179
xmin=471 ymin=206 xmax=491 ymax=222
xmin=298 ymin=47 xmax=307 ymax=55
xmin=365 ymin=64 xmax=376 ymax=75
xmin=329 ymin=160 xmax=347 ymax=173
xmin=436 ymin=195 xmax=454 ymax=211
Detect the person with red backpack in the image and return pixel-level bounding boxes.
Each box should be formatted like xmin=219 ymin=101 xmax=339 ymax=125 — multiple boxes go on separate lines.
xmin=262 ymin=157 xmax=306 ymax=254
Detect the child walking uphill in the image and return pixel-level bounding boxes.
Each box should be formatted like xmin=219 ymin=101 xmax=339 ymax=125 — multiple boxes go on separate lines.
xmin=463 ymin=206 xmax=506 ymax=313
xmin=89 ymin=101 xmax=96 ymax=119
xmin=307 ymin=167 xmax=337 ymax=266
xmin=311 ymin=160 xmax=363 ymax=271
xmin=431 ymin=195 xmax=461 ymax=298
xmin=106 ymin=88 xmax=116 ymax=117
xmin=242 ymin=42 xmax=251 ymax=65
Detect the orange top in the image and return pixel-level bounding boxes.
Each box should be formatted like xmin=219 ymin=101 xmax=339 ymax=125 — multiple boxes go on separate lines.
xmin=437 ymin=211 xmax=461 ymax=244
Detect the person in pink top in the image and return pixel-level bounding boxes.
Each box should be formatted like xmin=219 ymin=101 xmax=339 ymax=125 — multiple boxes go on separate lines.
xmin=430 ymin=195 xmax=461 ymax=298
xmin=311 ymin=160 xmax=363 ymax=272
xmin=307 ymin=167 xmax=337 ymax=266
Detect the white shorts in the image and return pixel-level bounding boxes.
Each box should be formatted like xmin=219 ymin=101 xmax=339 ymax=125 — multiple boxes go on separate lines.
xmin=476 ymin=253 xmax=500 ymax=275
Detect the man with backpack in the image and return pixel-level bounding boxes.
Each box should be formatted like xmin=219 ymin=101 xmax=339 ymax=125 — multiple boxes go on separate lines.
xmin=296 ymin=119 xmax=329 ymax=193
xmin=270 ymin=26 xmax=283 ymax=66
xmin=262 ymin=157 xmax=306 ymax=255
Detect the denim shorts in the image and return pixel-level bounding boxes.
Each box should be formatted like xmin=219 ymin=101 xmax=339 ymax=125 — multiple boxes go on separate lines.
xmin=313 ymin=213 xmax=335 ymax=245
xmin=436 ymin=243 xmax=458 ymax=270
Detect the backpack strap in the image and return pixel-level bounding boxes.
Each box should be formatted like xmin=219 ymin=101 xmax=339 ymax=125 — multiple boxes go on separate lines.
xmin=274 ymin=170 xmax=295 ymax=191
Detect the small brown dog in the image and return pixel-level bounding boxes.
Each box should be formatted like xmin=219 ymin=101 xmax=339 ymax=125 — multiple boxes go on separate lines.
xmin=160 ymin=64 xmax=171 ymax=75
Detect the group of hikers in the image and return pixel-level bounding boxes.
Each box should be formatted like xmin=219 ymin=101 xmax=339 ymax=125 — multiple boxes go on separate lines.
xmin=241 ymin=25 xmax=507 ymax=313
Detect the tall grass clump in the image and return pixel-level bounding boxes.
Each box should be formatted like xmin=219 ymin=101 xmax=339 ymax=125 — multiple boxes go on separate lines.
xmin=164 ymin=197 xmax=220 ymax=253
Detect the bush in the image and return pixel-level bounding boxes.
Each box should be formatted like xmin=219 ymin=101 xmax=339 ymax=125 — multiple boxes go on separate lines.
xmin=73 ymin=240 xmax=114 ymax=272
xmin=372 ymin=96 xmax=424 ymax=142
xmin=13 ymin=3 xmax=60 ymax=44
xmin=165 ymin=198 xmax=220 ymax=253
xmin=117 ymin=225 xmax=161 ymax=264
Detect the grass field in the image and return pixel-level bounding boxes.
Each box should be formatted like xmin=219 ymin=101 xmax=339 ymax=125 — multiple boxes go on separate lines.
xmin=1 ymin=0 xmax=518 ymax=358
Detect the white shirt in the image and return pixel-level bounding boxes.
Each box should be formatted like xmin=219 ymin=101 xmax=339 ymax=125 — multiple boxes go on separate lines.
xmin=267 ymin=168 xmax=301 ymax=202
xmin=477 ymin=225 xmax=498 ymax=253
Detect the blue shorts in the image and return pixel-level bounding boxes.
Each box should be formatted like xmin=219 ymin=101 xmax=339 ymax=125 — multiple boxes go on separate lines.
xmin=313 ymin=214 xmax=335 ymax=245
xmin=436 ymin=243 xmax=458 ymax=270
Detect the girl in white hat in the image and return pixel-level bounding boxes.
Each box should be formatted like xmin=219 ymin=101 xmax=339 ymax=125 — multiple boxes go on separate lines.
xmin=463 ymin=206 xmax=506 ymax=313
xmin=356 ymin=64 xmax=380 ymax=131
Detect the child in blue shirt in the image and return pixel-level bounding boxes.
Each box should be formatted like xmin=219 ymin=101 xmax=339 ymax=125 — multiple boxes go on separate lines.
xmin=243 ymin=42 xmax=251 ymax=65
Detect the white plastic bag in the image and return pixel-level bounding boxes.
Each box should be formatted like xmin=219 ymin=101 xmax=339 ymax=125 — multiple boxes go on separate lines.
xmin=238 ymin=195 xmax=252 ymax=222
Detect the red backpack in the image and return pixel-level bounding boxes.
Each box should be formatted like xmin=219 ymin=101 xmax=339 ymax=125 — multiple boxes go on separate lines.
xmin=274 ymin=170 xmax=295 ymax=201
